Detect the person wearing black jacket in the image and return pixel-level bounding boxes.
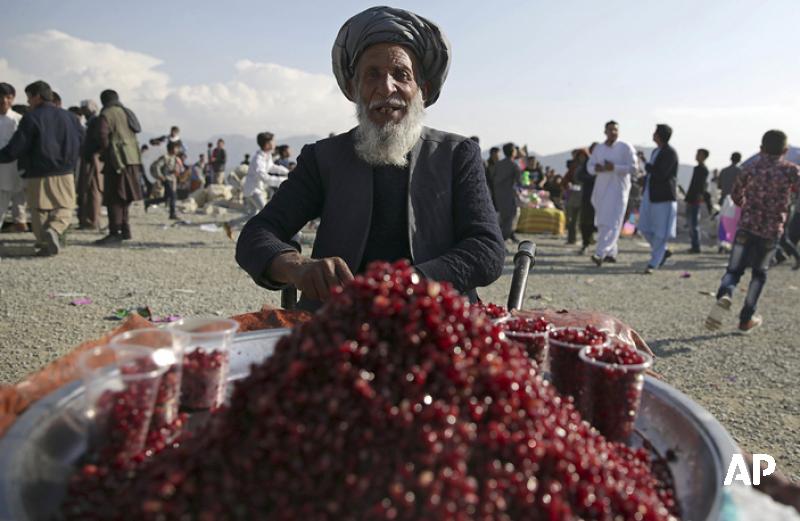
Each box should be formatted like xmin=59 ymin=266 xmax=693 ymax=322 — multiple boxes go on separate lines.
xmin=236 ymin=7 xmax=504 ymax=312
xmin=0 ymin=80 xmax=83 ymax=256
xmin=685 ymin=148 xmax=710 ymax=253
xmin=637 ymin=124 xmax=679 ymax=272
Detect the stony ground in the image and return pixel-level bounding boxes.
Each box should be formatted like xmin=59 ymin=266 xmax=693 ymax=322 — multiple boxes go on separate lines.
xmin=1 ymin=202 xmax=798 ymax=481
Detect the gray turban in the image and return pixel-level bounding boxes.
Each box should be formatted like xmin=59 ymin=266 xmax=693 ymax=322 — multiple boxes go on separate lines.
xmin=332 ymin=6 xmax=451 ymax=107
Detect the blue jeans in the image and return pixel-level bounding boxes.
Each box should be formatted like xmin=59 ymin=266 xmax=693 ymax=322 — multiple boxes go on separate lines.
xmin=716 ymin=230 xmax=777 ymax=322
xmin=687 ymin=203 xmax=701 ymax=251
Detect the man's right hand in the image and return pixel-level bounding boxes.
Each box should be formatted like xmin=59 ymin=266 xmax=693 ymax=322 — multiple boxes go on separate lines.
xmin=269 ymin=251 xmax=354 ymax=301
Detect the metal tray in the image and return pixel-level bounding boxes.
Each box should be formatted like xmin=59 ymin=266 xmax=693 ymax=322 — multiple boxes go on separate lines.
xmin=0 ymin=329 xmax=740 ymax=521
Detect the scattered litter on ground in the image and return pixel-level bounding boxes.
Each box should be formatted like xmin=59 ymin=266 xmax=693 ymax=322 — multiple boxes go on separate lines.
xmin=109 ymin=306 xmax=152 ymax=321
xmin=151 ymin=314 xmax=182 ymax=323
xmin=172 ymin=289 xmax=196 ymax=294
xmin=680 ymin=272 xmax=691 ymax=278
xmin=585 ymin=278 xmax=594 ymax=285
xmin=199 ymin=224 xmax=221 ymax=233
xmin=49 ymin=292 xmax=84 ymax=299
xmin=698 ymin=290 xmax=716 ymax=296
xmin=69 ymin=297 xmax=92 ymax=306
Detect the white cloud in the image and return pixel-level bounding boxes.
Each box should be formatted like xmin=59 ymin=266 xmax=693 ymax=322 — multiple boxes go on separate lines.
xmin=2 ymin=30 xmax=354 ymax=139
xmin=165 ymin=60 xmax=352 ymax=138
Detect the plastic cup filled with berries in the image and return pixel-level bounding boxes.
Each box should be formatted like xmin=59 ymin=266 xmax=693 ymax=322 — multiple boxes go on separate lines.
xmin=493 ymin=315 xmax=551 ymax=366
xmin=578 ymin=341 xmax=653 ymax=443
xmin=547 ymin=325 xmax=609 ymax=402
xmin=109 ymin=328 xmax=189 ymax=433
xmin=168 ymin=318 xmax=239 ymax=410
xmin=79 ymin=344 xmax=175 ymax=461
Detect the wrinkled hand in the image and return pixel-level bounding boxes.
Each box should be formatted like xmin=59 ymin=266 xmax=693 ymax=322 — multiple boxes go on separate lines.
xmin=270 ymin=252 xmax=354 ymax=301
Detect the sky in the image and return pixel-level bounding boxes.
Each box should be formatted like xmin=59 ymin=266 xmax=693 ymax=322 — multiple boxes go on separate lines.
xmin=3 ymin=0 xmax=800 ymax=168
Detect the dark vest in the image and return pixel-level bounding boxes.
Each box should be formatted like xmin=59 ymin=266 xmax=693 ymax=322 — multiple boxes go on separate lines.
xmin=101 ymin=105 xmax=142 ymax=172
xmin=300 ymin=126 xmax=474 ymax=309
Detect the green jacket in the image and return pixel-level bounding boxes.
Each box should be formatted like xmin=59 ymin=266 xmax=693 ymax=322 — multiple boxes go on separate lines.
xmin=101 ymin=105 xmax=142 ymax=173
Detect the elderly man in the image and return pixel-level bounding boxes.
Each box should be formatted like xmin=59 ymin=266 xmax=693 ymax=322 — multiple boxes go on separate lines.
xmin=586 ymin=120 xmax=638 ymax=266
xmin=76 ymin=99 xmax=104 ymax=230
xmin=236 ymin=6 xmax=504 ymax=311
xmin=0 ymin=80 xmax=83 ymax=256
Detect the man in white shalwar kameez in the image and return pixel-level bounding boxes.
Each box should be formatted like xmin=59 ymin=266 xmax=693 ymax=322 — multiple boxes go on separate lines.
xmin=0 ymin=83 xmax=27 ymax=233
xmin=586 ymin=120 xmax=637 ymax=266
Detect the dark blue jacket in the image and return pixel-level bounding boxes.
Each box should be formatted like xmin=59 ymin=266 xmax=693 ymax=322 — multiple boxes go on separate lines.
xmin=0 ymin=102 xmax=84 ymax=178
xmin=236 ymin=127 xmax=505 ymax=311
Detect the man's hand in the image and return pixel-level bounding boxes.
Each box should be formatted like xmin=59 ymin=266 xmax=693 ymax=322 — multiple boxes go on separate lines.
xmin=269 ymin=251 xmax=354 ymax=301
xmin=604 ymin=160 xmax=614 ymax=171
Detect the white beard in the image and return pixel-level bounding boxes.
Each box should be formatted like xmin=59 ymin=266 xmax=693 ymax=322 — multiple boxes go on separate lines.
xmin=354 ymin=89 xmax=425 ymax=168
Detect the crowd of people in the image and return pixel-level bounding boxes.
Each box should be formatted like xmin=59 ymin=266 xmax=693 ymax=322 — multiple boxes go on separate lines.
xmin=0 ymin=80 xmax=298 ymax=251
xmin=481 ymin=120 xmax=800 ymax=332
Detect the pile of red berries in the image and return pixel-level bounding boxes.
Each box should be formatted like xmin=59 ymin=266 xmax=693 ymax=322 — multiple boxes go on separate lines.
xmin=549 ymin=325 xmax=608 ymax=346
xmin=548 ymin=326 xmax=610 ymax=400
xmin=495 ymin=316 xmax=551 ymax=365
xmin=497 ymin=315 xmax=549 ymax=333
xmin=63 ymin=261 xmax=678 ymax=520
xmin=580 ymin=342 xmax=651 ymax=443
xmin=584 ymin=341 xmax=647 ymax=366
xmin=180 ymin=348 xmax=229 ymax=410
xmin=473 ymin=301 xmax=509 ymax=319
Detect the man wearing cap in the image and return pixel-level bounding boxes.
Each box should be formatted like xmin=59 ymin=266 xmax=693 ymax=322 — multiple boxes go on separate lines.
xmin=76 ymin=99 xmax=104 ymax=230
xmin=236 ymin=6 xmax=504 ymax=311
xmin=0 ymin=80 xmax=83 ymax=256
xmin=0 ymin=82 xmax=27 ymax=234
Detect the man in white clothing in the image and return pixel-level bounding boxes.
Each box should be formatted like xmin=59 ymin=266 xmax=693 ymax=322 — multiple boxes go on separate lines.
xmin=586 ymin=120 xmax=637 ymax=266
xmin=0 ymin=82 xmax=27 ymax=234
xmin=224 ymin=131 xmax=289 ymax=239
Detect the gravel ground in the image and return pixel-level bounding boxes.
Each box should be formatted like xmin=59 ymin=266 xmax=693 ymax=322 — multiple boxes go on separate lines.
xmin=1 ymin=201 xmax=798 ymax=481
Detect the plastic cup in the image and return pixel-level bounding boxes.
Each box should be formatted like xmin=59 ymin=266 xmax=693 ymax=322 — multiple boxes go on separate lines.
xmin=547 ymin=327 xmax=610 ymax=402
xmin=110 ymin=328 xmax=189 ymax=430
xmin=79 ymin=345 xmax=172 ymax=461
xmin=578 ymin=344 xmax=653 ymax=444
xmin=168 ymin=318 xmax=239 ymax=410
xmin=493 ymin=316 xmax=550 ymax=366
